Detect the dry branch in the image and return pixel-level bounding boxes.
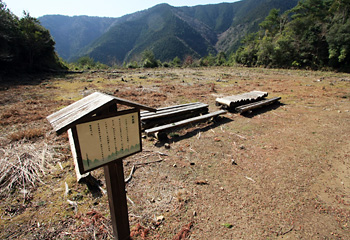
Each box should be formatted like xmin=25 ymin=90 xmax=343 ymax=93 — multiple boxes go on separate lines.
xmin=125 ymin=159 xmax=163 ymax=184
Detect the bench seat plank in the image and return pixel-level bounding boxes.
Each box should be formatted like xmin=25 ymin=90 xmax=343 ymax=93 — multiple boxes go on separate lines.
xmin=235 ymin=97 xmax=281 ymax=113
xmin=141 ymin=103 xmax=209 ymax=121
xmin=145 ymin=110 xmax=227 ymax=136
xmin=141 ymin=102 xmax=202 ymax=117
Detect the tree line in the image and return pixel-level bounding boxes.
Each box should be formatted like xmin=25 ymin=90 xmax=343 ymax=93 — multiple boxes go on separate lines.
xmin=1 ymin=0 xmax=349 ymax=73
xmin=115 ymin=0 xmax=349 ymax=72
xmin=0 ymin=0 xmax=65 ymax=73
xmin=235 ymin=0 xmax=350 ymax=71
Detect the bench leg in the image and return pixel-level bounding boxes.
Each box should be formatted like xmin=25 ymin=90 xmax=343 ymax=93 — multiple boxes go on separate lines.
xmin=155 ymin=131 xmax=168 ymax=141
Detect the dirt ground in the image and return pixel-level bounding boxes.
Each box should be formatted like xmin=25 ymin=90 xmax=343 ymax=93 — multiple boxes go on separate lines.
xmin=0 ymin=67 xmax=349 ymax=239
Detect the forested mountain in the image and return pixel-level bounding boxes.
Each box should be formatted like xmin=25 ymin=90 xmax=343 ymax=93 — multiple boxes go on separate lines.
xmin=39 ymin=0 xmax=298 ymax=65
xmin=39 ymin=15 xmax=117 ymax=60
xmin=235 ymin=0 xmax=350 ymax=71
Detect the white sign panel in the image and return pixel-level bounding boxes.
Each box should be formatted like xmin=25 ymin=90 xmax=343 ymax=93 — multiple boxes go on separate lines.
xmin=74 ymin=110 xmax=141 ymax=173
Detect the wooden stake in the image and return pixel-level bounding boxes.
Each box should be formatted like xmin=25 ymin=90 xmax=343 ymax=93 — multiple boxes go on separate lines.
xmin=104 ymin=161 xmax=130 ymax=240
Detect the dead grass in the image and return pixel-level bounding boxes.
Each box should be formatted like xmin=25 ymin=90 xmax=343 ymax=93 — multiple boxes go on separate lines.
xmin=0 ymin=99 xmax=57 ymax=126
xmin=0 ymin=67 xmax=349 ymax=239
xmin=9 ymin=128 xmax=44 ymax=141
xmin=71 ymin=210 xmax=113 ymax=239
xmin=0 ymin=140 xmax=59 ymax=198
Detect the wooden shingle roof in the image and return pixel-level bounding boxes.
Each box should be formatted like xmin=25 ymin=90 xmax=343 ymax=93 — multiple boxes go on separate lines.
xmin=47 ymin=92 xmax=156 ymax=135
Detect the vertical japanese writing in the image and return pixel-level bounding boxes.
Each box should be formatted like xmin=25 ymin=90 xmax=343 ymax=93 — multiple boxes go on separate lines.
xmin=97 ymin=123 xmax=104 ymax=160
xmin=77 ymin=112 xmax=141 ymax=172
xmin=119 ymin=118 xmax=123 ymax=151
xmin=125 ymin=118 xmax=130 ymax=149
xmin=105 ymin=121 xmax=111 ymax=152
xmin=112 ymin=119 xmax=117 ymax=153
xmin=89 ymin=124 xmax=93 ymax=136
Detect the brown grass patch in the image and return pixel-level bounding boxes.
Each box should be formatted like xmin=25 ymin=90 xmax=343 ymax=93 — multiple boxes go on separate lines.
xmin=0 ymin=106 xmax=44 ymax=125
xmin=9 ymin=128 xmax=44 ymax=141
xmin=72 ymin=210 xmax=113 ymax=239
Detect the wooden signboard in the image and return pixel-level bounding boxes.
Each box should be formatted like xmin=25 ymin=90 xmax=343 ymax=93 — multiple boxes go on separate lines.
xmin=47 ymin=92 xmax=156 ymax=240
xmin=71 ymin=109 xmax=141 ymax=174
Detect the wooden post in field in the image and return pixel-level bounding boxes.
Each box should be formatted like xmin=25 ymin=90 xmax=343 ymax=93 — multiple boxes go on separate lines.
xmin=46 ymin=92 xmax=156 ymax=240
xmin=104 ymin=161 xmax=130 ymax=239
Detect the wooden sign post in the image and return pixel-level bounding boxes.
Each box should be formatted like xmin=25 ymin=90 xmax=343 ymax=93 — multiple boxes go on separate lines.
xmin=71 ymin=109 xmax=141 ymax=239
xmin=104 ymin=161 xmax=130 ymax=239
xmin=46 ymin=92 xmax=156 ymax=240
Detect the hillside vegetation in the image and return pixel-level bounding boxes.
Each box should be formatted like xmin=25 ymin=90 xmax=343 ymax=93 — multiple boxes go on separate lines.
xmin=0 ymin=1 xmax=65 ymax=73
xmin=39 ymin=0 xmax=298 ymax=65
xmin=38 ymin=15 xmax=117 ymax=60
xmin=235 ymin=0 xmax=350 ymax=71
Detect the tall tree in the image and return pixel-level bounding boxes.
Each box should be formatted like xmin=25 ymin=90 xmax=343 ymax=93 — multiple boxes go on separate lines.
xmin=259 ymin=9 xmax=282 ymax=37
xmin=288 ymin=0 xmax=331 ymax=68
xmin=327 ymin=0 xmax=350 ymax=68
xmin=0 ymin=0 xmax=65 ymax=72
xmin=235 ymin=0 xmax=350 ymax=71
xmin=18 ymin=12 xmax=56 ymax=68
xmin=0 ymin=1 xmax=19 ymax=65
xmin=141 ymin=49 xmax=158 ymax=68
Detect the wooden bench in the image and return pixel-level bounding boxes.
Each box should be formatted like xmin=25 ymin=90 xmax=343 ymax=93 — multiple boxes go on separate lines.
xmin=140 ymin=102 xmax=209 ymax=129
xmin=235 ymin=97 xmax=281 ymax=113
xmin=145 ymin=110 xmax=227 ymax=139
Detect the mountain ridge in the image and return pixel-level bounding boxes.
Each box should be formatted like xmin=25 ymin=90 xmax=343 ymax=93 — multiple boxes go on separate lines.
xmin=39 ymin=0 xmax=298 ymax=65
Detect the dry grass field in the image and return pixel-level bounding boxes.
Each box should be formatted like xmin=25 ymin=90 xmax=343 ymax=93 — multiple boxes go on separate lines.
xmin=0 ymin=67 xmax=349 ymax=239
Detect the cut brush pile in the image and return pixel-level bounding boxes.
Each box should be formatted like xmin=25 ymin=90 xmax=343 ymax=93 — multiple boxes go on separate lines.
xmin=0 ymin=140 xmax=57 ymax=198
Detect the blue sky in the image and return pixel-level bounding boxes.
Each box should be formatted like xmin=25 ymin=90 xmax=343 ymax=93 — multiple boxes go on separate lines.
xmin=4 ymin=0 xmax=240 ymax=18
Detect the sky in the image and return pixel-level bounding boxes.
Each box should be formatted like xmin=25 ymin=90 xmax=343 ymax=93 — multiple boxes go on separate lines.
xmin=4 ymin=0 xmax=240 ymax=18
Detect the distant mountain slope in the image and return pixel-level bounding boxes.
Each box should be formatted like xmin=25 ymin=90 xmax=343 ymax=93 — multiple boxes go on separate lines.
xmin=78 ymin=4 xmax=217 ymax=64
xmin=40 ymin=0 xmax=298 ymax=64
xmin=39 ymin=15 xmax=118 ymax=60
xmin=216 ymin=0 xmax=300 ymax=53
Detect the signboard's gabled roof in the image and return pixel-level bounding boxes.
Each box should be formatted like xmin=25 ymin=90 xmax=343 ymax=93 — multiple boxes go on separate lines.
xmin=47 ymin=92 xmax=156 ymax=135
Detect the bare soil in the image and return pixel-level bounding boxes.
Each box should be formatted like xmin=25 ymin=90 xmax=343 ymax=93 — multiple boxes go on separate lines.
xmin=0 ymin=67 xmax=349 ymax=239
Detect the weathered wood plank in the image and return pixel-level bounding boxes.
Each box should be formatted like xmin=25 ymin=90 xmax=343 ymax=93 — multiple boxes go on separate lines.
xmin=47 ymin=92 xmax=110 ymax=123
xmin=145 ymin=110 xmax=227 ymax=136
xmin=141 ymin=103 xmax=205 ymax=118
xmin=49 ymin=96 xmax=118 ymax=134
xmin=141 ymin=103 xmax=209 ymax=121
xmin=141 ymin=108 xmax=209 ymax=130
xmin=235 ymin=97 xmax=281 ymax=113
xmin=141 ymin=102 xmax=202 ymax=117
xmin=67 ymin=128 xmax=90 ymax=182
xmin=216 ymin=91 xmax=268 ymax=108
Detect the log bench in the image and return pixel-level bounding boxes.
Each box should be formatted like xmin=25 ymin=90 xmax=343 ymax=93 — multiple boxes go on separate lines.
xmin=140 ymin=102 xmax=209 ymax=129
xmin=235 ymin=97 xmax=281 ymax=113
xmin=144 ymin=110 xmax=227 ymax=140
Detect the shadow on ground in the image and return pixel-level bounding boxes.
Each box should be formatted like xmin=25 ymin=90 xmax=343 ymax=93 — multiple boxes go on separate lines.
xmin=240 ymin=102 xmax=285 ymax=118
xmin=154 ymin=116 xmax=233 ymax=147
xmin=80 ymin=174 xmax=104 ymax=198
